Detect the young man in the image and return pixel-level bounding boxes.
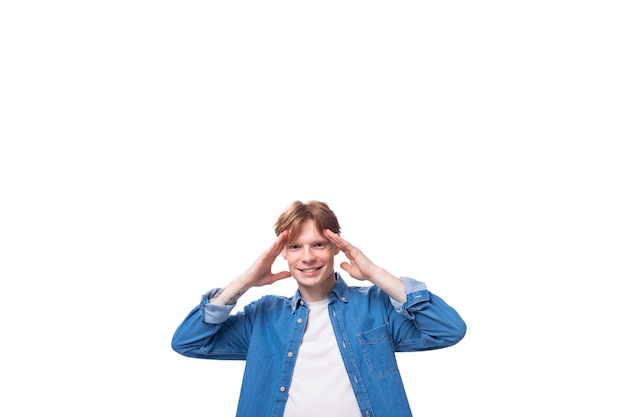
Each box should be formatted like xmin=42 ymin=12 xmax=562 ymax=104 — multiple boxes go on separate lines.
xmin=172 ymin=200 xmax=466 ymax=417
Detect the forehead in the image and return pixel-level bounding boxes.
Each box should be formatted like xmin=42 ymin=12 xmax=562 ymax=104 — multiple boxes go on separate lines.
xmin=289 ymin=219 xmax=326 ymax=242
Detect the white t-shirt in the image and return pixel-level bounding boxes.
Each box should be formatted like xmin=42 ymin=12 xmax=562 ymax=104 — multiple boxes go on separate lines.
xmin=283 ymin=298 xmax=362 ymax=417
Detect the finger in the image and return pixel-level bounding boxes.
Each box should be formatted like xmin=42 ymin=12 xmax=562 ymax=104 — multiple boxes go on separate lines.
xmin=267 ymin=231 xmax=289 ymax=258
xmin=323 ymin=229 xmax=339 ymax=240
xmin=277 ymin=229 xmax=289 ymax=242
xmin=262 ymin=244 xmax=281 ymax=262
xmin=339 ymin=261 xmax=352 ymax=274
xmin=323 ymin=229 xmax=346 ymax=248
xmin=273 ymin=271 xmax=292 ymax=281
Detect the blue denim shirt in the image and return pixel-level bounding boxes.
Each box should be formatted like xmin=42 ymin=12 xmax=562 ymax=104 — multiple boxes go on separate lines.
xmin=172 ymin=273 xmax=466 ymax=417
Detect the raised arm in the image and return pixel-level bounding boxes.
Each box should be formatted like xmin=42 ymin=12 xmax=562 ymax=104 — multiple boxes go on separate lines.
xmin=171 ymin=231 xmax=292 ymax=358
xmin=210 ymin=230 xmax=292 ymax=306
xmin=323 ymin=229 xmax=406 ymax=303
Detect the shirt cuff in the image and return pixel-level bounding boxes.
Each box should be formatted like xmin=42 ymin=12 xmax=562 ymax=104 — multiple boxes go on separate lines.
xmin=202 ymin=288 xmax=236 ymax=324
xmin=391 ymin=277 xmax=430 ymax=318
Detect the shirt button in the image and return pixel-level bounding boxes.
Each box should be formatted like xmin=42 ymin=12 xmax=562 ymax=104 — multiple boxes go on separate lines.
xmin=299 ymin=300 xmax=304 ymax=305
xmin=297 ymin=318 xmax=303 ymax=324
xmin=288 ymin=352 xmax=293 ymax=358
xmin=280 ymin=386 xmax=286 ymax=392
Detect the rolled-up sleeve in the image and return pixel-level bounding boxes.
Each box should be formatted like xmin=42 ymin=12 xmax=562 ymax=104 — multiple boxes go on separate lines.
xmin=390 ymin=277 xmax=429 ymax=319
xmin=171 ymin=288 xmax=246 ymax=359
xmin=202 ymin=288 xmax=237 ymax=324
xmin=389 ymin=276 xmax=466 ymax=350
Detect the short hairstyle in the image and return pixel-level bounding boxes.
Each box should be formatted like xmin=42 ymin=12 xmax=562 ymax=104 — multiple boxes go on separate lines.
xmin=274 ymin=200 xmax=341 ymax=244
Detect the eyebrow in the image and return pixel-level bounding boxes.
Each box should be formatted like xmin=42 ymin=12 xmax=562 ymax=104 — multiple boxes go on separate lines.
xmin=288 ymin=239 xmax=329 ymax=246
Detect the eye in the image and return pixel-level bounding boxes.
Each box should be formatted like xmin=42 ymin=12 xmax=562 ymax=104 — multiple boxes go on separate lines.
xmin=288 ymin=244 xmax=301 ymax=250
xmin=314 ymin=242 xmax=327 ymax=249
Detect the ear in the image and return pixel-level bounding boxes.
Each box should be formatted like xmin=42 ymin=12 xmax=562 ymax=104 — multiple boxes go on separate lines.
xmin=333 ymin=244 xmax=340 ymax=256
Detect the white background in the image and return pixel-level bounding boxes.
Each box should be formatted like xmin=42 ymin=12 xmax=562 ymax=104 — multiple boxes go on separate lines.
xmin=1 ymin=1 xmax=625 ymax=416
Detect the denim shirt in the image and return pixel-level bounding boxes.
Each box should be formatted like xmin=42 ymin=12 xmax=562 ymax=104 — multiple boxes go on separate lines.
xmin=172 ymin=273 xmax=466 ymax=417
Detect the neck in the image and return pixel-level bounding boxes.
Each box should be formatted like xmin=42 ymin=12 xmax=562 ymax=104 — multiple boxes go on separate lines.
xmin=299 ymin=272 xmax=336 ymax=302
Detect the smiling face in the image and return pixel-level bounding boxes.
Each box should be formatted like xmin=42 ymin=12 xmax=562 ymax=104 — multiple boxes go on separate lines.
xmin=281 ymin=218 xmax=339 ymax=301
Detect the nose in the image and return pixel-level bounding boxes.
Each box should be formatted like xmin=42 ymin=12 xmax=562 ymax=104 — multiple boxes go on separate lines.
xmin=302 ymin=246 xmax=316 ymax=263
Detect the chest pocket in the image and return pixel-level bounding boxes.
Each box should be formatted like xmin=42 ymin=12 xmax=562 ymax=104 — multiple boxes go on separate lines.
xmin=357 ymin=323 xmax=399 ymax=377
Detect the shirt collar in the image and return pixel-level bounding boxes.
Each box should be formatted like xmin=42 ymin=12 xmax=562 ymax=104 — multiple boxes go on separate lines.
xmin=290 ymin=272 xmax=350 ymax=313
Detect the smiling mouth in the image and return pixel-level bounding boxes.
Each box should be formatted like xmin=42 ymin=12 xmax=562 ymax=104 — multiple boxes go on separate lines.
xmin=299 ymin=267 xmax=322 ymax=273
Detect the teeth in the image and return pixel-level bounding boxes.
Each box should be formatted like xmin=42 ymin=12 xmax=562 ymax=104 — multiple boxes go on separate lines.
xmin=302 ymin=268 xmax=317 ymax=272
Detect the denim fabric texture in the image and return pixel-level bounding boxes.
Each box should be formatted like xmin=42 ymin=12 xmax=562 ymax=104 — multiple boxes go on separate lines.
xmin=172 ymin=273 xmax=466 ymax=417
